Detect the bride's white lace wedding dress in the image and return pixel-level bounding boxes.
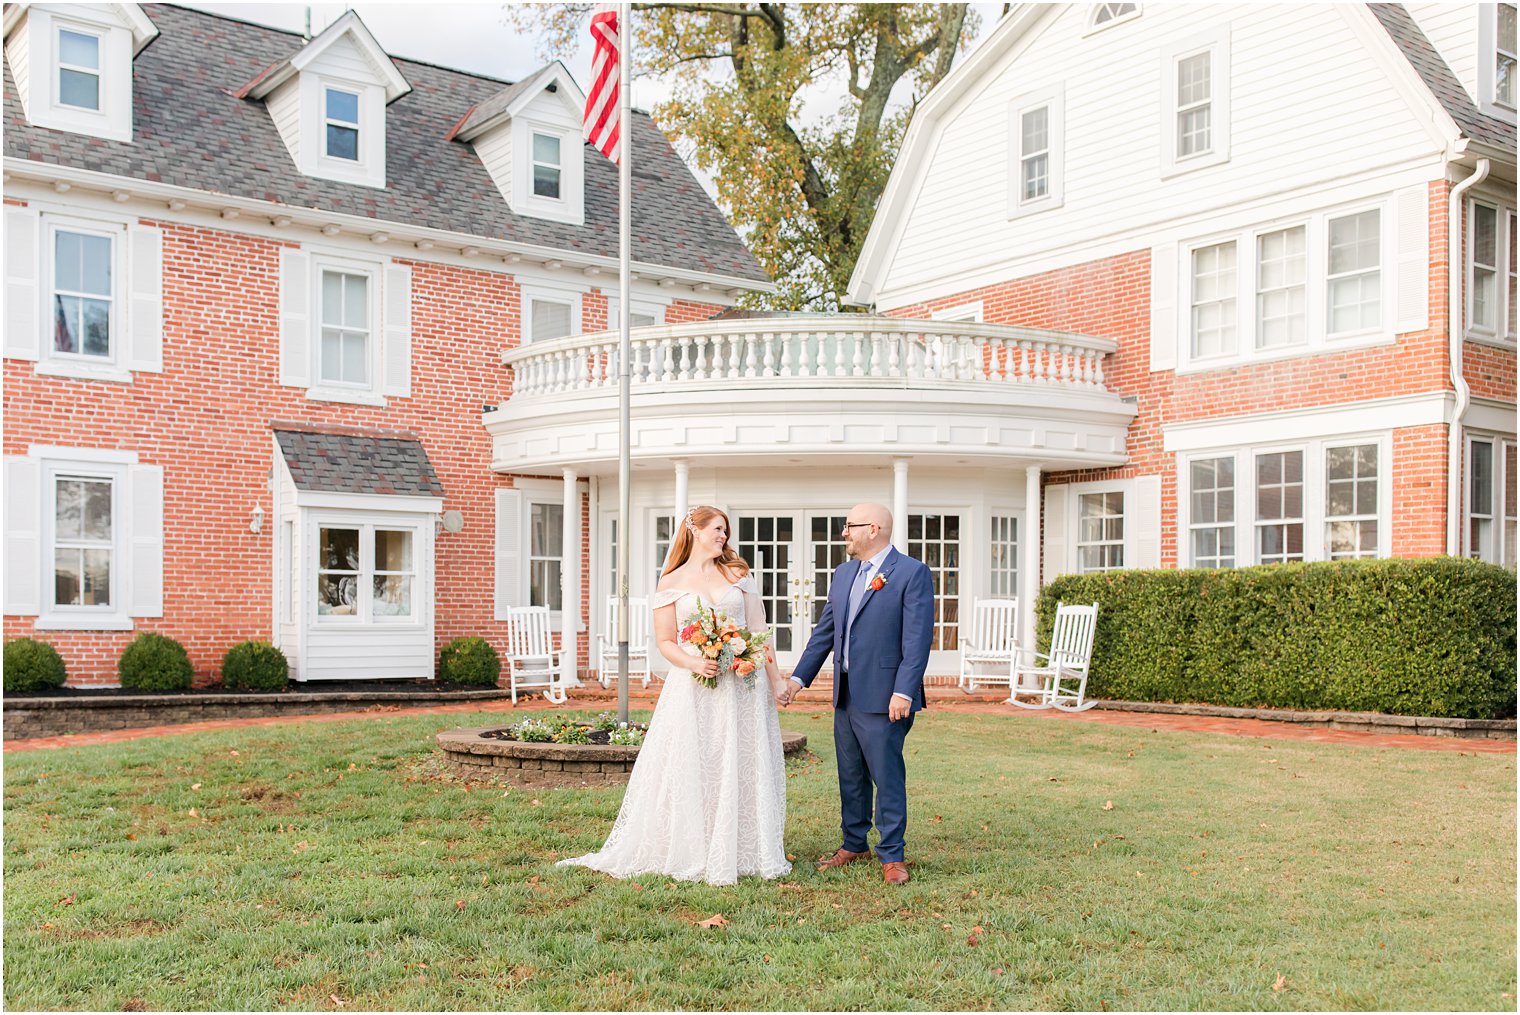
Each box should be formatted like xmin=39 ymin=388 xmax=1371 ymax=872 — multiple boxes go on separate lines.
xmin=557 ymin=576 xmax=792 ymax=885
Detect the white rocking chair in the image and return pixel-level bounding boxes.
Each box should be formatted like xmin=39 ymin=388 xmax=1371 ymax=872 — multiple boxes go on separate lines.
xmin=1009 ymin=601 xmax=1099 ymax=711
xmin=957 ymin=598 xmax=1021 ymax=691
xmin=504 ymin=605 xmax=570 ymax=705
xmin=597 ymin=596 xmax=653 ymax=688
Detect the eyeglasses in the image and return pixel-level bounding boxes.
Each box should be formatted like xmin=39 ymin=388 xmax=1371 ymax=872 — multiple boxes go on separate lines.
xmin=841 ymin=522 xmax=873 ymax=531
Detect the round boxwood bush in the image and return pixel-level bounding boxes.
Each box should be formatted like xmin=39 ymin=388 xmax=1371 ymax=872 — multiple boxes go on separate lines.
xmin=119 ymin=632 xmax=193 ymax=692
xmin=221 ymin=640 xmax=289 ymax=691
xmin=3 ymin=638 xmax=67 ymax=692
xmin=437 ymin=636 xmax=501 ymax=688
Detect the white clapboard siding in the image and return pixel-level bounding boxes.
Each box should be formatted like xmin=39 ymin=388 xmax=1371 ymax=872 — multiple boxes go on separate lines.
xmin=127 ymin=224 xmax=164 ymax=372
xmin=4 ymin=205 xmax=41 ymax=361
xmin=473 ymin=127 xmax=514 ymax=207
xmin=381 ymin=262 xmax=412 ymax=397
xmin=308 ymin=33 xmax=381 ymax=83
xmin=494 ymin=488 xmax=524 ymax=620
xmin=267 ymin=77 xmax=302 ymax=163
xmin=5 ymin=30 xmax=31 ymax=117
xmin=1405 ymin=4 xmax=1479 ymax=102
xmin=1393 ymin=184 xmax=1431 ymax=334
xmin=278 ymin=248 xmax=311 ymax=387
xmin=882 ymin=5 xmax=1442 ymax=298
xmin=1130 ymin=475 xmax=1162 ymax=569
xmin=1042 ymin=484 xmax=1070 ymax=583
xmin=1149 ymin=242 xmax=1177 ymax=371
xmin=303 ymin=627 xmax=433 ymax=680
xmin=3 ymin=456 xmax=42 ymax=614
xmin=127 ymin=464 xmax=164 ymax=617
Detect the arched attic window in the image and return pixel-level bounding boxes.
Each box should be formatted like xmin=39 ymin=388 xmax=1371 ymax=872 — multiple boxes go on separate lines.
xmin=1091 ymin=3 xmax=1139 ymax=30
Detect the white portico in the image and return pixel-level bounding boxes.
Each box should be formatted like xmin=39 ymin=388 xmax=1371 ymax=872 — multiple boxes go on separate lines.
xmin=485 ymin=315 xmax=1137 ymax=678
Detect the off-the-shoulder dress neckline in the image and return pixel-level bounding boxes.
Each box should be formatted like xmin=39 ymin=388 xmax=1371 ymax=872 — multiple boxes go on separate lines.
xmin=657 ymin=579 xmax=746 ymax=604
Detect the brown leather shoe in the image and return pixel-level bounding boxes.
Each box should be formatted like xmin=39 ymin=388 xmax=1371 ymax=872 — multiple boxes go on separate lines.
xmin=882 ymin=861 xmax=911 ymax=885
xmin=816 ymin=848 xmax=870 ymax=871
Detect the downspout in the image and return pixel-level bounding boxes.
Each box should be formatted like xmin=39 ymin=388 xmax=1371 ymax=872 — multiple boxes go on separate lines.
xmin=1446 ymin=156 xmax=1490 ymax=556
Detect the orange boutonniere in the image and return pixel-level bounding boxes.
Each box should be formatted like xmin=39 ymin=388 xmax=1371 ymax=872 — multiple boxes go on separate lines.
xmin=869 ymin=572 xmax=888 ymax=592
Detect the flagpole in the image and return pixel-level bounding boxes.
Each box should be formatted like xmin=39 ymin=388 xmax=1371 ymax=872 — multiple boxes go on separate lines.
xmin=615 ymin=0 xmax=632 ymax=725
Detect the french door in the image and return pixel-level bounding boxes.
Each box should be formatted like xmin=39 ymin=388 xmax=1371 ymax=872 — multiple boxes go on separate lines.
xmin=735 ymin=511 xmax=849 ymax=668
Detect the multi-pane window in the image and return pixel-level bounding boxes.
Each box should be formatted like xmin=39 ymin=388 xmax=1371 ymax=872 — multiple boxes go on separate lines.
xmin=530 ymin=298 xmax=573 ymax=342
xmin=1188 ymin=457 xmax=1235 ymax=568
xmin=317 ymin=527 xmax=360 ymax=615
xmin=532 ymin=133 xmax=562 ymax=199
xmin=324 ymin=88 xmax=360 ymax=162
xmin=1509 ymin=211 xmax=1518 ymax=339
xmin=57 ymin=28 xmax=101 ymax=111
xmin=530 ymin=502 xmax=564 ymax=610
xmin=1255 ymin=451 xmax=1304 ymax=564
xmin=319 ymin=269 xmax=369 ymax=386
xmin=1497 ymin=3 xmax=1516 ymax=108
xmin=1256 ymin=226 xmax=1306 ymax=349
xmin=1020 ymin=107 xmax=1049 ymax=202
xmin=53 ymin=228 xmax=112 ymax=358
xmin=652 ymin=514 xmax=673 ymax=587
xmin=1472 ymin=203 xmax=1499 ymax=333
xmin=372 ymin=529 xmax=414 ymax=618
xmin=1077 ymin=492 xmax=1124 ymax=573
xmin=1327 ymin=210 xmax=1381 ymax=334
xmin=1093 ymin=3 xmax=1138 ymax=27
xmin=1176 ymin=51 xmax=1212 ymax=159
xmin=1325 ymin=443 xmax=1379 ymax=560
xmin=989 ymin=515 xmax=1019 ymax=597
xmin=1470 ymin=438 xmax=1495 ymax=560
xmin=1506 ymin=442 xmax=1518 ymax=566
xmin=907 ymin=513 xmax=960 ymax=650
xmin=53 ymin=476 xmax=112 ymax=608
xmin=1190 ymin=240 xmax=1237 ymax=358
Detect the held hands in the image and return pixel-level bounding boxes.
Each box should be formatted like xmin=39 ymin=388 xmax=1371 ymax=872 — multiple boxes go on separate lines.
xmin=771 ymin=677 xmax=795 ymax=708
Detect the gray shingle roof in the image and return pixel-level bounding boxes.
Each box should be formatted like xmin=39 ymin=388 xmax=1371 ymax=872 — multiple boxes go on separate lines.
xmin=1370 ymin=3 xmax=1517 ymax=150
xmin=274 ymin=425 xmax=445 ymax=498
xmin=2 ymin=3 xmax=769 ymax=283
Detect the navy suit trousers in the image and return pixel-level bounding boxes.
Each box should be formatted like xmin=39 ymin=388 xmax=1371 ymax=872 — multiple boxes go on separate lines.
xmin=834 ymin=671 xmax=914 ymax=863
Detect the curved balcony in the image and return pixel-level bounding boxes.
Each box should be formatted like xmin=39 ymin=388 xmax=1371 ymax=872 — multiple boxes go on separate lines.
xmin=485 ymin=315 xmax=1136 ymax=473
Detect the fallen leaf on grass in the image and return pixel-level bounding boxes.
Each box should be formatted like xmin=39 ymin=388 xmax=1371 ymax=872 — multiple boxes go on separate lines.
xmin=190 ymin=783 xmax=201 ymax=790
xmin=456 ymin=900 xmax=466 ymax=910
xmin=229 ymin=750 xmax=239 ymax=756
xmin=991 ymin=968 xmax=1004 ymax=977
xmin=762 ymin=954 xmax=771 ymax=963
xmin=530 ymin=799 xmax=541 ymax=807
xmin=56 ymin=894 xmax=75 ymax=907
xmin=966 ymin=926 xmax=984 ymax=946
xmin=527 ymin=875 xmax=540 ymax=884
xmin=329 ymin=993 xmax=347 ymax=1007
xmin=126 ymin=833 xmax=137 ymax=840
xmin=696 ymin=914 xmax=728 ymax=929
xmin=187 ymin=808 xmax=199 ymax=817
xmin=1272 ymin=973 xmax=1287 ymax=992
xmin=631 ymin=882 xmax=644 ymax=891
xmin=1102 ymin=800 xmax=1114 ymax=811
xmin=786 ymin=853 xmax=796 ymax=861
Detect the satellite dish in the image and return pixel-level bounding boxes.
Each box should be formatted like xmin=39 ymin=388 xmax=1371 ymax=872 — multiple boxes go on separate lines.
xmin=441 ymin=510 xmax=464 ymax=533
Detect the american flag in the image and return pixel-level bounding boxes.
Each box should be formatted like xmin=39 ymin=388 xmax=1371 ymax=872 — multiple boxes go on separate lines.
xmin=584 ymin=4 xmax=621 ymax=164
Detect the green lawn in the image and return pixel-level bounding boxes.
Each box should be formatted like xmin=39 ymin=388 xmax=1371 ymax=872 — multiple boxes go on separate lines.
xmin=4 ymin=710 xmax=1515 ymax=1011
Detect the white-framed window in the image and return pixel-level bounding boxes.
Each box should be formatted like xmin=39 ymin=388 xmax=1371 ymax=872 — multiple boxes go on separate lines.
xmin=56 ymin=26 xmax=102 ymax=111
xmin=323 ymin=86 xmax=361 ymax=163
xmin=51 ymin=472 xmax=115 ymax=614
xmin=318 ymin=267 xmax=371 ymax=388
xmin=1161 ymin=29 xmax=1229 ymax=175
xmin=1327 ymin=209 xmax=1381 ymax=336
xmin=1190 ymin=239 xmax=1237 ymax=359
xmin=1090 ymin=3 xmax=1139 ymax=31
xmin=1254 ymin=449 xmax=1304 ymax=565
xmin=316 ymin=521 xmax=423 ymax=622
xmin=276 ymin=248 xmax=408 ymax=404
xmin=1255 ymin=225 xmax=1307 ymax=350
xmin=1324 ymin=442 xmax=1379 ymax=560
xmin=532 ymin=131 xmax=562 ymax=200
xmin=1007 ymin=87 xmax=1063 ymax=218
xmin=607 ymin=295 xmax=668 ymax=330
xmin=652 ymin=514 xmax=674 ymax=589
xmin=529 ymin=501 xmax=564 ymax=611
xmin=1467 ymin=199 xmax=1518 ymax=345
xmin=1480 ymin=3 xmax=1517 ymax=118
xmin=1077 ymin=492 xmax=1125 ymax=573
xmin=907 ymin=513 xmax=961 ymax=650
xmin=521 ymin=282 xmax=583 ymax=343
xmin=989 ymin=515 xmax=1019 ymax=597
xmin=49 ymin=221 xmax=115 ymax=362
xmin=1188 ymin=455 xmax=1235 ymax=568
xmin=1466 ymin=435 xmax=1519 ymax=566
xmin=1509 ymin=210 xmax=1518 ymax=341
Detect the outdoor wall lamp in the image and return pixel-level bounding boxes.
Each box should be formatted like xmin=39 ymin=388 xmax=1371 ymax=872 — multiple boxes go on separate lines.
xmin=249 ymin=505 xmax=265 ymax=533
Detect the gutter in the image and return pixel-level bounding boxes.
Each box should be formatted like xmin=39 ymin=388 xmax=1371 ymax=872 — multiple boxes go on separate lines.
xmin=1446 ymin=156 xmax=1490 ymax=555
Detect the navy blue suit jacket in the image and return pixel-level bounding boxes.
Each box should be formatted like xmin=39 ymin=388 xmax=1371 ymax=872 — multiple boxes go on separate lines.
xmin=791 ymin=547 xmax=935 ymax=713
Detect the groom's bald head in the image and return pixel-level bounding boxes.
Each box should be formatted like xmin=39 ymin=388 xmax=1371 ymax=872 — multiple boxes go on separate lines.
xmin=845 ymin=502 xmax=893 ymax=558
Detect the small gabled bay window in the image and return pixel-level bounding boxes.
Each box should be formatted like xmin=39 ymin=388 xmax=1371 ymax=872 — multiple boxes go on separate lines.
xmin=532 ymin=132 xmax=563 ymax=199
xmin=1480 ymin=3 xmax=1517 ymax=119
xmin=324 ymin=87 xmax=361 ymax=162
xmin=3 ymin=4 xmax=156 ymax=141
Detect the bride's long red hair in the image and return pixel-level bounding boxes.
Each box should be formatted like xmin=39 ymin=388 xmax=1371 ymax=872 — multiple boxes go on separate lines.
xmin=661 ymin=505 xmax=751 ymax=580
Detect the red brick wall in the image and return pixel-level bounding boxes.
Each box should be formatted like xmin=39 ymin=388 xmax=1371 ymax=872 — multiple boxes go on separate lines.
xmin=3 ymin=207 xmax=727 ymax=685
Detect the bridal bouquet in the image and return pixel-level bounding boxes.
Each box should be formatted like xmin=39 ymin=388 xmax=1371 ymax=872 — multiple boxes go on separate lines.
xmin=679 ymin=598 xmax=771 ymax=690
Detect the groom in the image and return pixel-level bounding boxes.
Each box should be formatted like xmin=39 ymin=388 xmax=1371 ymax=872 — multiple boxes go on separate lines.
xmin=782 ymin=503 xmax=935 ymax=885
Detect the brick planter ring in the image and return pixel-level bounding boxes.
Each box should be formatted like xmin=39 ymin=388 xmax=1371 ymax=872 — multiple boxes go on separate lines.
xmin=436 ymin=727 xmax=809 ymax=787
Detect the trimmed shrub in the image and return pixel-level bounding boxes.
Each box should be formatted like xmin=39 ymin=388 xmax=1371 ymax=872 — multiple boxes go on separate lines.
xmin=437 ymin=636 xmax=501 ymax=688
xmin=118 ymin=632 xmax=194 ymax=692
xmin=3 ymin=638 xmax=67 ymax=692
xmin=1039 ymin=558 xmax=1517 ymax=719
xmin=221 ymin=640 xmax=290 ymax=691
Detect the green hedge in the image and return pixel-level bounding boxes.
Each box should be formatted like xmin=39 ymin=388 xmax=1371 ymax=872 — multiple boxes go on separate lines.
xmin=4 ymin=638 xmax=67 ymax=692
xmin=1038 ymin=558 xmax=1517 ymax=719
xmin=119 ymin=632 xmax=194 ymax=692
xmin=437 ymin=636 xmax=501 ymax=688
xmin=221 ymin=640 xmax=290 ymax=691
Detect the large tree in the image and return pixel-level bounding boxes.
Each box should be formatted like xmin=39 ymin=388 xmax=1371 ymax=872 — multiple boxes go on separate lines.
xmin=512 ymin=4 xmax=976 ymax=310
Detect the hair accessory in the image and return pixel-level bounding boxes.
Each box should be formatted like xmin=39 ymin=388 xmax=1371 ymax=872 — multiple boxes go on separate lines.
xmin=684 ymin=506 xmax=697 ymax=534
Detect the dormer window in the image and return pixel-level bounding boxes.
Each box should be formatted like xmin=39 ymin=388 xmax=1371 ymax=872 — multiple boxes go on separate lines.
xmin=56 ymin=27 xmax=101 ymax=110
xmin=324 ymin=87 xmax=361 ymax=162
xmin=1480 ymin=3 xmax=1517 ymax=120
xmin=1092 ymin=3 xmax=1138 ymax=28
xmin=532 ymin=133 xmax=562 ymax=199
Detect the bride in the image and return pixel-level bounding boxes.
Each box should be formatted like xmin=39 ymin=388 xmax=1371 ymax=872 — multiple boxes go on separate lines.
xmin=557 ymin=505 xmax=793 ymax=884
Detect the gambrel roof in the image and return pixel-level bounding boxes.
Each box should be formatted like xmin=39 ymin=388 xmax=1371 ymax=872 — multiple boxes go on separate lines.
xmin=2 ymin=3 xmax=768 ymax=284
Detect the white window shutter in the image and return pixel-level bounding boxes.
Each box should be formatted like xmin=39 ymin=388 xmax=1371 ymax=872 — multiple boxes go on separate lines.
xmin=4 ymin=456 xmax=42 ymax=615
xmin=1130 ymin=475 xmax=1162 ymax=569
xmin=4 ymin=206 xmax=41 ymax=361
xmin=127 ymin=224 xmax=164 ymax=373
xmin=127 ymin=464 xmax=164 ymax=618
xmin=1149 ymin=242 xmax=1177 ymax=371
xmin=1393 ymin=186 xmax=1429 ymax=334
xmin=382 ymin=262 xmax=412 ymax=397
xmin=494 ymin=488 xmax=523 ymax=620
xmin=1042 ymin=484 xmax=1069 ymax=583
xmin=279 ymin=249 xmax=311 ymax=388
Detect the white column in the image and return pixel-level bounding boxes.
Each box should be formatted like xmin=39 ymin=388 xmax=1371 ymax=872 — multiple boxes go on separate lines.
xmin=1021 ymin=464 xmax=1042 ymax=651
xmin=562 ymin=468 xmax=581 ymax=685
xmin=892 ymin=458 xmax=909 ymax=553
xmin=673 ymin=459 xmax=690 ymax=519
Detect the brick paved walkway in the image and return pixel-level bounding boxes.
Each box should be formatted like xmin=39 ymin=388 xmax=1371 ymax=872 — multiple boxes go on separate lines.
xmin=5 ymin=689 xmax=1512 ymax=755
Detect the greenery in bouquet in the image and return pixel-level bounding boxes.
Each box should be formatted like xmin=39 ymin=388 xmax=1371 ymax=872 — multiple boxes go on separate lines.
xmin=678 ymin=598 xmax=772 ymax=690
